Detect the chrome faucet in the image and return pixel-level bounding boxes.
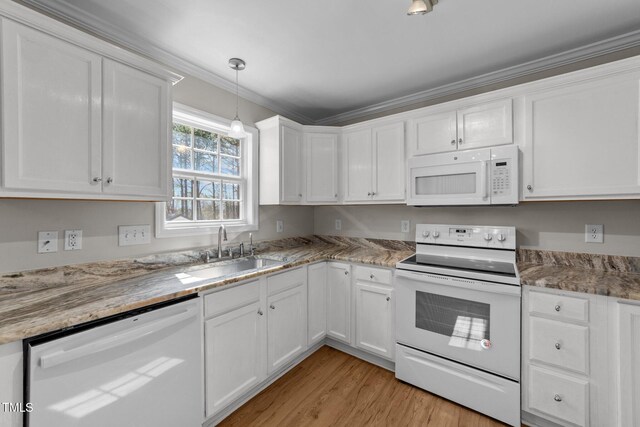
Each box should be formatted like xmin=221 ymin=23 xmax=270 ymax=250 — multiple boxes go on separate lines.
xmin=249 ymin=233 xmax=255 ymax=256
xmin=217 ymin=225 xmax=228 ymax=259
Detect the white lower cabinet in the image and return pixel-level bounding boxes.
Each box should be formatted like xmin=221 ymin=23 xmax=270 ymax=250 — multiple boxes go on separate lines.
xmin=307 ymin=262 xmax=327 ymax=346
xmin=616 ymin=301 xmax=640 ymax=427
xmin=0 ymin=341 xmax=23 ymax=427
xmin=326 ymin=262 xmax=351 ymax=343
xmin=354 ymin=269 xmax=394 ymax=360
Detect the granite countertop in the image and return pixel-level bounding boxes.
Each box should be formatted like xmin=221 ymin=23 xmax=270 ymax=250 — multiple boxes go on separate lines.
xmin=0 ymin=236 xmax=413 ymax=345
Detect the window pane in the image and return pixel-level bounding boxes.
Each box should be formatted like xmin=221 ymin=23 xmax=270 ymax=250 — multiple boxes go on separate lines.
xmin=173 ymin=146 xmax=192 ymax=169
xmin=224 ymin=201 xmax=241 ymax=220
xmin=197 ymin=200 xmax=221 ymax=221
xmin=197 ymin=180 xmax=221 ymax=199
xmin=220 ymin=136 xmax=240 ymax=156
xmin=194 ymin=151 xmax=218 ymax=173
xmin=223 ymin=182 xmax=240 ymax=200
xmin=221 ymin=156 xmax=240 ymax=176
xmin=172 ymin=178 xmax=193 ymax=198
xmin=172 ymin=124 xmax=191 ymax=146
xmin=166 ymin=199 xmax=193 ymax=222
xmin=194 ymin=129 xmax=217 ymax=152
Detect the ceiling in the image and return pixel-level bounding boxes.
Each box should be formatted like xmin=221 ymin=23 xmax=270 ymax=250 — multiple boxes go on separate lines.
xmin=20 ymin=0 xmax=640 ymax=124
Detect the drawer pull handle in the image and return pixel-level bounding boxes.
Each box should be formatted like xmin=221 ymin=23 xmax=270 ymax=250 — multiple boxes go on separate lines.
xmin=555 ymin=342 xmax=561 ymax=350
xmin=370 ymin=274 xmax=375 ymax=279
xmin=554 ymin=394 xmax=562 ymax=402
xmin=554 ymin=304 xmax=561 ymax=312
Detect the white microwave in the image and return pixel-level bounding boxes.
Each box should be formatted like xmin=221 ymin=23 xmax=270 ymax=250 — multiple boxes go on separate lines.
xmin=407 ymin=146 xmax=519 ymax=206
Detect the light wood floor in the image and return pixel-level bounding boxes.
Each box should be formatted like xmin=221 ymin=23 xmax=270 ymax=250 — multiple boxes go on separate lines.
xmin=219 ymin=346 xmax=508 ymax=427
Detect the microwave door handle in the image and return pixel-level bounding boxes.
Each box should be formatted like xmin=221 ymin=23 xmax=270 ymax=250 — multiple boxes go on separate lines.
xmin=481 ymin=160 xmax=488 ymax=200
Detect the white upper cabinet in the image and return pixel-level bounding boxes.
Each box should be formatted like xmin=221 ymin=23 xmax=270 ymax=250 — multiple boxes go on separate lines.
xmin=522 ymin=72 xmax=640 ymax=200
xmin=0 ymin=11 xmax=179 ymax=201
xmin=408 ymin=99 xmax=513 ymax=155
xmin=305 ymin=131 xmax=339 ymax=203
xmin=102 ymin=59 xmax=169 ymax=198
xmin=343 ymin=122 xmax=405 ymax=203
xmin=257 ymin=117 xmax=304 ymax=205
xmin=1 ymin=19 xmax=103 ymax=194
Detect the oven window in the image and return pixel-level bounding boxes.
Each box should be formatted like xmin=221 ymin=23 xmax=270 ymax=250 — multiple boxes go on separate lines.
xmin=415 ymin=291 xmax=490 ymax=348
xmin=415 ymin=173 xmax=476 ymax=195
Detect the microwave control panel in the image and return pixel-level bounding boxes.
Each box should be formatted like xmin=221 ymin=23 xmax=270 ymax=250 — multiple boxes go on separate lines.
xmin=491 ymin=160 xmax=511 ymax=195
xmin=489 ymin=145 xmax=518 ymax=205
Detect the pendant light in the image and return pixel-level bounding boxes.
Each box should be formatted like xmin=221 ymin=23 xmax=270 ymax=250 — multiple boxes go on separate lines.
xmin=228 ymin=58 xmax=247 ymax=139
xmin=407 ymin=0 xmax=437 ymax=16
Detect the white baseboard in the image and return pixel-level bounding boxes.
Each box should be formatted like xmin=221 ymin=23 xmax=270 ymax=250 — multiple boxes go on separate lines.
xmin=324 ymin=338 xmax=395 ymax=372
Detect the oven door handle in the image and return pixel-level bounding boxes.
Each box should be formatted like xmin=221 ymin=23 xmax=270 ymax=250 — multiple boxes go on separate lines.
xmin=395 ymin=269 xmax=521 ymax=297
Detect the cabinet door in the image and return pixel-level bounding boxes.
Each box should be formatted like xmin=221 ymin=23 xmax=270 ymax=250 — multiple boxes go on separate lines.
xmin=267 ymin=284 xmax=307 ymax=374
xmin=355 ymin=281 xmax=394 ymax=359
xmin=343 ymin=129 xmax=373 ymax=202
xmin=326 ymin=263 xmax=351 ymax=344
xmin=102 ymin=59 xmax=169 ymax=199
xmin=456 ymin=99 xmax=513 ymax=150
xmin=618 ymin=302 xmax=640 ymax=427
xmin=523 ymin=75 xmax=640 ymax=200
xmin=1 ymin=19 xmax=102 ymax=193
xmin=373 ymin=122 xmax=405 ymax=202
xmin=307 ymin=263 xmax=327 ymax=346
xmin=305 ymin=133 xmax=338 ymax=203
xmin=281 ymin=125 xmax=303 ymax=203
xmin=408 ymin=110 xmax=457 ymax=155
xmin=205 ymin=302 xmax=264 ymax=416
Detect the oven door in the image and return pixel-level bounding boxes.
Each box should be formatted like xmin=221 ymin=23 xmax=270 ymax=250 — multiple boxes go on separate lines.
xmin=395 ymin=269 xmax=520 ymax=380
xmin=407 ymin=150 xmax=490 ymax=206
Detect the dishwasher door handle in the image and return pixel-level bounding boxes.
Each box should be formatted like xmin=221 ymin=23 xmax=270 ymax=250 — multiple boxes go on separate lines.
xmin=39 ymin=305 xmax=198 ymax=369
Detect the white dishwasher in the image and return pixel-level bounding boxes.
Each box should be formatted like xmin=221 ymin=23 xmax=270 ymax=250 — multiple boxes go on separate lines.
xmin=25 ymin=295 xmax=202 ymax=427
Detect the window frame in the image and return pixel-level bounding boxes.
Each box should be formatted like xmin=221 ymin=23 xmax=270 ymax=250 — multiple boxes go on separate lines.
xmin=155 ymin=103 xmax=259 ymax=238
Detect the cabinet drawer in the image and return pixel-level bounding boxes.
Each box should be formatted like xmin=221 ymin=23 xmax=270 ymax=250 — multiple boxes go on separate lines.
xmin=267 ymin=267 xmax=306 ymax=296
xmin=354 ymin=266 xmax=392 ymax=285
xmin=528 ymin=365 xmax=589 ymax=427
xmin=529 ymin=291 xmax=589 ymax=322
xmin=204 ymin=281 xmax=260 ymax=318
xmin=529 ymin=317 xmax=589 ymax=374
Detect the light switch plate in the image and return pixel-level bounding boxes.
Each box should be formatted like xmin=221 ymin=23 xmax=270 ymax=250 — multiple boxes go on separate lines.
xmin=401 ymin=220 xmax=410 ymax=233
xmin=276 ymin=220 xmax=284 ymax=233
xmin=335 ymin=219 xmax=342 ymax=231
xmin=38 ymin=231 xmax=58 ymax=253
xmin=64 ymin=230 xmax=83 ymax=251
xmin=585 ymin=224 xmax=604 ymax=243
xmin=118 ymin=225 xmax=151 ymax=246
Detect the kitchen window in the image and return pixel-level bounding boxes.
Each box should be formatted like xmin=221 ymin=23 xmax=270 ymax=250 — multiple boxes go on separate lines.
xmin=156 ymin=103 xmax=258 ymax=237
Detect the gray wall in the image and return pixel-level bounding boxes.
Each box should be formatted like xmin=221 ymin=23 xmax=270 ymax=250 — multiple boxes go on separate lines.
xmin=314 ymin=201 xmax=640 ymax=257
xmin=0 ymin=75 xmax=314 ymax=274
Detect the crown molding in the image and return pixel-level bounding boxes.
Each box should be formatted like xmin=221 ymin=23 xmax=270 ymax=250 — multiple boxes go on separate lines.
xmin=13 ymin=0 xmax=640 ymax=126
xmin=15 ymin=0 xmax=316 ymax=125
xmin=314 ymin=29 xmax=640 ymax=125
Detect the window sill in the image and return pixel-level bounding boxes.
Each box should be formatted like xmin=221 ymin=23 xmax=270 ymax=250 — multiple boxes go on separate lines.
xmin=155 ymin=221 xmax=258 ymax=238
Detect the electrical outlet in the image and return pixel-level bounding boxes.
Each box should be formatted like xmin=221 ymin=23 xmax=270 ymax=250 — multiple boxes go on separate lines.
xmin=276 ymin=220 xmax=284 ymax=233
xmin=64 ymin=230 xmax=83 ymax=251
xmin=118 ymin=225 xmax=151 ymax=246
xmin=401 ymin=220 xmax=410 ymax=233
xmin=585 ymin=224 xmax=604 ymax=243
xmin=38 ymin=231 xmax=58 ymax=253
xmin=335 ymin=219 xmax=342 ymax=231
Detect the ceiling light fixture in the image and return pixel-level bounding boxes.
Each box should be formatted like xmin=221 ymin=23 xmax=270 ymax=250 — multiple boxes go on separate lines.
xmin=407 ymin=0 xmax=438 ymax=16
xmin=228 ymin=58 xmax=247 ymax=139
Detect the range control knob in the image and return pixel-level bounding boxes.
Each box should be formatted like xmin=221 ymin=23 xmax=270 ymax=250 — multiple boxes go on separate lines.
xmin=497 ymin=233 xmax=506 ymax=242
xmin=484 ymin=233 xmax=493 ymax=241
xmin=422 ymin=231 xmax=430 ymax=238
xmin=432 ymin=231 xmax=440 ymax=238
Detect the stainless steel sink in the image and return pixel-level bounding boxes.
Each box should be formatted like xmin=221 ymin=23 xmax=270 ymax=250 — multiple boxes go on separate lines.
xmin=176 ymin=256 xmax=285 ymax=283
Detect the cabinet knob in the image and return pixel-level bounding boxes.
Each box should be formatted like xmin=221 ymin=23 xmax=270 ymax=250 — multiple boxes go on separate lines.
xmin=335 ymin=194 xmax=338 ymax=198
xmin=270 ymin=304 xmax=275 ymax=310
xmin=344 ymin=271 xmax=349 ymax=275
xmin=370 ymin=274 xmax=375 ymax=279
xmin=555 ymin=304 xmax=561 ymax=312
xmin=554 ymin=394 xmax=562 ymax=402
xmin=555 ymin=342 xmax=561 ymax=350
xmin=367 ymin=192 xmax=371 ymax=196
xmin=298 ymin=193 xmax=302 ymax=198
xmin=92 ymin=177 xmax=102 ymax=183
xmin=257 ymin=309 xmax=263 ymax=316
xmin=527 ymin=185 xmax=533 ymax=191
xmin=386 ymin=296 xmax=391 ymax=302
xmin=450 ymin=139 xmax=456 ymax=145
xmin=458 ymin=138 xmax=463 ymax=144
xmin=371 ymin=192 xmax=376 ymax=196
xmin=106 ymin=177 xmax=113 ymax=184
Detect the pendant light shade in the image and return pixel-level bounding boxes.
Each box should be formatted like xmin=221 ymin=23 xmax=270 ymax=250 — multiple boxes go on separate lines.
xmin=407 ymin=0 xmax=437 ymax=16
xmin=228 ymin=58 xmax=248 ymax=139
